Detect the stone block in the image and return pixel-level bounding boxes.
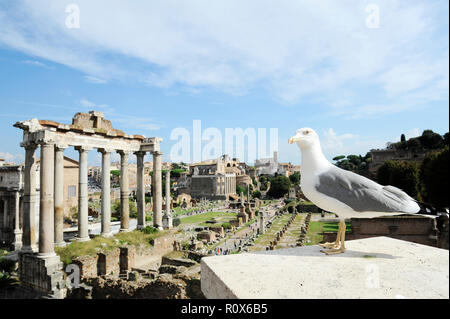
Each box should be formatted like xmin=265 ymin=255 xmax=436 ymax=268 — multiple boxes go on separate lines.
xmin=97 ymin=248 xmax=120 ymax=276
xmin=201 ymin=237 xmax=449 ymax=299
xmin=18 ymin=253 xmax=66 ymax=298
xmin=73 ymin=255 xmax=98 ymax=279
xmin=120 ymin=246 xmax=137 ymax=274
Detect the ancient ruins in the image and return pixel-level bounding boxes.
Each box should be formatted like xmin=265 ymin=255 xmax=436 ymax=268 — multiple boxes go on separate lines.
xmin=12 ymin=111 xmax=169 ymax=297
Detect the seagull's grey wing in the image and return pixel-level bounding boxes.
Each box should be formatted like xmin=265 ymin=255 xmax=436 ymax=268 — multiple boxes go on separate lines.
xmin=315 ymin=166 xmax=417 ymax=213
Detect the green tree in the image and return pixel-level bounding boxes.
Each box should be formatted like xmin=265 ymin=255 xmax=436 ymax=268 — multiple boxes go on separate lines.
xmin=110 ymin=170 xmax=121 ymax=177
xmin=419 ymin=130 xmax=444 ymax=150
xmin=171 ymin=168 xmax=186 ymax=178
xmin=419 ymin=146 xmax=449 ymax=207
xmin=333 ymin=155 xmax=346 ymax=161
xmin=289 ymin=172 xmax=300 ymax=185
xmin=406 ymin=137 xmax=421 ymax=150
xmin=267 ymin=176 xmax=291 ymax=198
xmin=401 ymin=134 xmax=406 ymax=142
xmin=236 ymin=185 xmax=247 ymax=196
xmin=377 ymin=160 xmax=420 ymax=198
xmin=443 ymin=132 xmax=449 ymax=146
xmin=252 ymin=190 xmax=262 ymax=199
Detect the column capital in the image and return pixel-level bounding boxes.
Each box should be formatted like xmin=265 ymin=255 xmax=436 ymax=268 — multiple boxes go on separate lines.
xmin=21 ymin=142 xmax=38 ymax=150
xmin=117 ymin=150 xmax=132 ymax=156
xmin=75 ymin=145 xmax=93 ymax=153
xmin=134 ymin=151 xmax=146 ymax=157
xmin=55 ymin=144 xmax=68 ymax=151
xmin=152 ymin=150 xmax=163 ymax=156
xmin=98 ymin=148 xmax=114 ymax=154
xmin=36 ymin=139 xmax=56 ymax=146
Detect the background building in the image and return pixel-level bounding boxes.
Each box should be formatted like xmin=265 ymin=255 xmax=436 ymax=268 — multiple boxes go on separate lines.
xmin=0 ymin=156 xmax=78 ymax=248
xmin=255 ymin=151 xmax=279 ymax=175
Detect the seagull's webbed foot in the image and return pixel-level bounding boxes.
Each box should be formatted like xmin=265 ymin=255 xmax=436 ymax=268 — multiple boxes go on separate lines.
xmin=320 ymin=219 xmax=346 ymax=255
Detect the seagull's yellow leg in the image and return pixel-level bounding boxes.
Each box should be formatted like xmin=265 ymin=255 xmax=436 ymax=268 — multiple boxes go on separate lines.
xmin=319 ymin=220 xmax=342 ymax=249
xmin=322 ymin=220 xmax=346 ymax=255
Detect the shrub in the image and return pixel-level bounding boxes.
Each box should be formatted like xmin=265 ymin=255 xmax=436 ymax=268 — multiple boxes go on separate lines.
xmin=0 ymin=258 xmax=15 ymax=273
xmin=252 ymin=190 xmax=261 ymax=199
xmin=173 ymin=218 xmax=181 ymax=227
xmin=222 ymin=222 xmax=232 ymax=230
xmin=141 ymin=226 xmax=159 ymax=235
xmin=420 ymin=146 xmax=449 ymax=207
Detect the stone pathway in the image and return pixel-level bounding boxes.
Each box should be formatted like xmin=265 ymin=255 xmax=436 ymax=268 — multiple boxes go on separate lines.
xmin=275 ymin=213 xmax=305 ymax=249
xmin=249 ymin=213 xmax=292 ymax=251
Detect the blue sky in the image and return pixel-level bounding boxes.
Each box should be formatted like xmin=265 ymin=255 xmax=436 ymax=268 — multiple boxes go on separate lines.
xmin=0 ymin=0 xmax=448 ymax=166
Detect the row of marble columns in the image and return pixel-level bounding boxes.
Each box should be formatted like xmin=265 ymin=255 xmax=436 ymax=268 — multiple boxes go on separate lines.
xmin=224 ymin=175 xmax=235 ymax=196
xmin=20 ymin=141 xmax=166 ymax=258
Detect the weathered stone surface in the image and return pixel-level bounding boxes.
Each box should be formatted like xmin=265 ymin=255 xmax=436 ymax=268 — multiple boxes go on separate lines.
xmin=73 ymin=255 xmax=99 ymax=279
xmin=162 ymin=256 xmax=198 ymax=268
xmin=97 ymin=248 xmax=120 ymax=276
xmin=69 ymin=273 xmax=204 ymax=299
xmin=120 ymin=246 xmax=136 ymax=273
xmin=18 ymin=253 xmax=66 ymax=298
xmin=201 ymin=237 xmax=449 ymax=299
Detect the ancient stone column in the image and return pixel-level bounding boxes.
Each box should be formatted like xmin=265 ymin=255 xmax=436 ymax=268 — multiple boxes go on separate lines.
xmin=163 ymin=170 xmax=172 ymax=229
xmin=99 ymin=149 xmax=112 ymax=237
xmin=76 ymin=146 xmax=90 ymax=242
xmin=22 ymin=143 xmax=38 ymax=252
xmin=135 ymin=151 xmax=146 ymax=230
xmin=13 ymin=191 xmax=22 ymax=251
xmin=2 ymin=198 xmax=8 ymax=241
xmin=54 ymin=145 xmax=66 ymax=247
xmin=259 ymin=211 xmax=265 ymax=234
xmin=39 ymin=142 xmax=56 ymax=257
xmin=118 ymin=150 xmax=130 ymax=232
xmin=152 ymin=151 xmax=163 ymax=230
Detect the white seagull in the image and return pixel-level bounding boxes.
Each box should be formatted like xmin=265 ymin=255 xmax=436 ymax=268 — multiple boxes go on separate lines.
xmin=289 ymin=128 xmax=420 ymax=255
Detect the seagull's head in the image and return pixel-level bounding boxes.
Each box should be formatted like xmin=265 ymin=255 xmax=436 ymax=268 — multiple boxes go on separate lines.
xmin=288 ymin=128 xmax=320 ymax=150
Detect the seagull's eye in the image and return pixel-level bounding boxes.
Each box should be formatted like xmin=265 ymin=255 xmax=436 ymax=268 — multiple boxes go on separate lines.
xmin=304 ymin=130 xmax=310 ymax=135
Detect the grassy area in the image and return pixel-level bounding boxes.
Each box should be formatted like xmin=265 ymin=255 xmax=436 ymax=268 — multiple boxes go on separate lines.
xmin=305 ymin=221 xmax=352 ymax=246
xmin=55 ymin=229 xmax=166 ymax=266
xmin=180 ymin=211 xmax=237 ymax=225
xmin=0 ymin=249 xmax=8 ymax=258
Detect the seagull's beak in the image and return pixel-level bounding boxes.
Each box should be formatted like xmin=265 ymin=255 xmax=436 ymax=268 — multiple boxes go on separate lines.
xmin=289 ymin=134 xmax=301 ymax=144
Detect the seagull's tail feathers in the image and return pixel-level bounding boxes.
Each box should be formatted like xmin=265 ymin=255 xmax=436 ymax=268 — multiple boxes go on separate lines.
xmin=383 ymin=185 xmax=448 ymax=218
xmin=382 ymin=185 xmax=420 ymax=214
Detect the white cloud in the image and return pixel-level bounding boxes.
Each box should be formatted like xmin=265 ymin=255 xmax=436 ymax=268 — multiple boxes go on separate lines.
xmin=0 ymin=152 xmax=24 ymax=164
xmin=0 ymin=0 xmax=447 ymax=112
xmin=80 ymin=98 xmax=109 ymax=109
xmin=321 ymin=128 xmax=384 ymax=159
xmin=84 ymin=75 xmax=107 ymax=84
xmin=110 ymin=115 xmax=163 ymax=131
xmin=77 ymin=99 xmax=162 ymax=132
xmin=22 ymin=59 xmax=49 ymax=68
xmin=407 ymin=128 xmax=421 ymax=139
